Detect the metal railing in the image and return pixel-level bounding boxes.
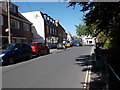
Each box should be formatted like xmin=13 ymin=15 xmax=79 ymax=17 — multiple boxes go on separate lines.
xmin=108 ymin=64 xmax=120 ymax=89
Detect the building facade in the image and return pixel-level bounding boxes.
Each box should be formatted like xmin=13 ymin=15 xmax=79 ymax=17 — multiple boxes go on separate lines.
xmin=0 ymin=2 xmax=33 ymax=45
xmin=22 ymin=11 xmax=67 ymax=44
xmin=43 ymin=14 xmax=58 ymax=44
xmin=81 ymin=35 xmax=95 ymax=45
xmin=67 ymin=32 xmax=73 ymax=43
xmin=57 ymin=22 xmax=67 ymax=43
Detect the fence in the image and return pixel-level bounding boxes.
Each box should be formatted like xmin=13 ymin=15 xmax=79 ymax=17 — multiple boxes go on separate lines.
xmin=95 ymin=43 xmax=120 ymax=89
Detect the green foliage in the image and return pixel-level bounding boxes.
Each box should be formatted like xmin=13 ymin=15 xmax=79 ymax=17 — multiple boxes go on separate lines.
xmin=75 ymin=24 xmax=96 ymax=36
xmin=69 ymin=2 xmax=120 ymax=50
xmin=75 ymin=24 xmax=87 ymax=36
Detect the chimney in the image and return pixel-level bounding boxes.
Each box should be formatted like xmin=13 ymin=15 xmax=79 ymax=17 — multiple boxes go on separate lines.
xmin=55 ymin=20 xmax=59 ymax=27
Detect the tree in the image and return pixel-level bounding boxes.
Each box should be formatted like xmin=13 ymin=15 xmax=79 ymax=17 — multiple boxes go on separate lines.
xmin=75 ymin=24 xmax=96 ymax=36
xmin=69 ymin=2 xmax=120 ymax=49
xmin=68 ymin=2 xmax=120 ymax=70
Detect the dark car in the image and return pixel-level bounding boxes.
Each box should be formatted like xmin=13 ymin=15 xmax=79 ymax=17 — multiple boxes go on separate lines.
xmin=29 ymin=42 xmax=50 ymax=56
xmin=74 ymin=42 xmax=82 ymax=46
xmin=57 ymin=43 xmax=66 ymax=49
xmin=46 ymin=42 xmax=54 ymax=49
xmin=52 ymin=43 xmax=58 ymax=48
xmin=0 ymin=43 xmax=32 ymax=64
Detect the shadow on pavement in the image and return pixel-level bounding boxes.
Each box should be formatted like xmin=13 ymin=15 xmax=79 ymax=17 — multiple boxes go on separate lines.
xmin=75 ymin=53 xmax=107 ymax=89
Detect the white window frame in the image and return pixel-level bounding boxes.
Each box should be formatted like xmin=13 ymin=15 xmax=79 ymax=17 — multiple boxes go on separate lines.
xmin=23 ymin=23 xmax=30 ymax=31
xmin=11 ymin=19 xmax=20 ymax=29
xmin=0 ymin=15 xmax=3 ymax=26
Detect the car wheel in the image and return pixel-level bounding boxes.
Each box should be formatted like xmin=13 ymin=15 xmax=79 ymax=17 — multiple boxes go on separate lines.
xmin=9 ymin=57 xmax=15 ymax=64
xmin=38 ymin=51 xmax=41 ymax=56
xmin=47 ymin=49 xmax=50 ymax=54
xmin=44 ymin=50 xmax=47 ymax=55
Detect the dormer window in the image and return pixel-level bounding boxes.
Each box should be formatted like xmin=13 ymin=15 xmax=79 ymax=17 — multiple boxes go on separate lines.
xmin=50 ymin=18 xmax=52 ymax=23
xmin=47 ymin=16 xmax=49 ymax=21
xmin=10 ymin=3 xmax=18 ymax=14
xmin=44 ymin=14 xmax=47 ymax=20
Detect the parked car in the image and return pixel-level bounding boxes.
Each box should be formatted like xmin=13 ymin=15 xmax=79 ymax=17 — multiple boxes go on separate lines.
xmin=65 ymin=41 xmax=71 ymax=47
xmin=46 ymin=42 xmax=54 ymax=49
xmin=52 ymin=43 xmax=58 ymax=48
xmin=57 ymin=43 xmax=66 ymax=49
xmin=74 ymin=42 xmax=82 ymax=46
xmin=29 ymin=42 xmax=50 ymax=56
xmin=0 ymin=43 xmax=32 ymax=64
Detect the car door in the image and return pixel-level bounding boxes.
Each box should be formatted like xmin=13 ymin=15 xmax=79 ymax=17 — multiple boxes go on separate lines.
xmin=14 ymin=43 xmax=23 ymax=60
xmin=41 ymin=43 xmax=47 ymax=54
xmin=22 ymin=43 xmax=29 ymax=58
xmin=37 ymin=43 xmax=43 ymax=54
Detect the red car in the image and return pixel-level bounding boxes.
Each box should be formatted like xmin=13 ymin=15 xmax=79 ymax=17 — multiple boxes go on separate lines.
xmin=29 ymin=42 xmax=50 ymax=56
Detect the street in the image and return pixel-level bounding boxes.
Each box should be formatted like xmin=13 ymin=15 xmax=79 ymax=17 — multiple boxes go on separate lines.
xmin=2 ymin=46 xmax=93 ymax=88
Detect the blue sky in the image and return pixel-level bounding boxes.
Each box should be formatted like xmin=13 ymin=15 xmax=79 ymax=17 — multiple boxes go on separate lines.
xmin=14 ymin=2 xmax=85 ymax=36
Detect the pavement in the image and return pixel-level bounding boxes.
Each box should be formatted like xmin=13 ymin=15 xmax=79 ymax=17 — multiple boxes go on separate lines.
xmin=88 ymin=47 xmax=108 ymax=89
xmin=50 ymin=48 xmax=57 ymax=53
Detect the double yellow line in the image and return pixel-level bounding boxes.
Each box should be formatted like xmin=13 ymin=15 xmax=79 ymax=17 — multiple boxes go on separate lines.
xmin=83 ymin=47 xmax=95 ymax=89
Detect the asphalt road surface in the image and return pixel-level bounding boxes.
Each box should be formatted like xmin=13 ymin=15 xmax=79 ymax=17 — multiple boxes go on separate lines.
xmin=2 ymin=46 xmax=93 ymax=88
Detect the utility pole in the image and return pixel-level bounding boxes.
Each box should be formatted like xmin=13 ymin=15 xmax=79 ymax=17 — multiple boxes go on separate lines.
xmin=8 ymin=0 xmax=11 ymax=44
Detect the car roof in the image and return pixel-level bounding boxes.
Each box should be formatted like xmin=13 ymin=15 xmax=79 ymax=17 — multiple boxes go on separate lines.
xmin=2 ymin=43 xmax=29 ymax=47
xmin=30 ymin=42 xmax=42 ymax=44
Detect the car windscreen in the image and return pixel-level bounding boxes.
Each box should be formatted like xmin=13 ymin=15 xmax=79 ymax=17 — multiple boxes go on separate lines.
xmin=0 ymin=44 xmax=14 ymax=51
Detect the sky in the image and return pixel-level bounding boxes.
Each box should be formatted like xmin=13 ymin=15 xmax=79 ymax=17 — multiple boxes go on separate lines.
xmin=13 ymin=1 xmax=85 ymax=36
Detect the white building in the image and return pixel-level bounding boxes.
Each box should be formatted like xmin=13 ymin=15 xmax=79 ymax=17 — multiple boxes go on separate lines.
xmin=67 ymin=32 xmax=73 ymax=43
xmin=22 ymin=11 xmax=45 ymax=43
xmin=81 ymin=35 xmax=96 ymax=45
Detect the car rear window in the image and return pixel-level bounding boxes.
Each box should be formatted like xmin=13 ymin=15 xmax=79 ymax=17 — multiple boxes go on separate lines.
xmin=66 ymin=41 xmax=70 ymax=43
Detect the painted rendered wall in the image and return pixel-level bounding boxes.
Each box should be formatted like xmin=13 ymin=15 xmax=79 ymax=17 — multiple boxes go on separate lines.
xmin=81 ymin=35 xmax=95 ymax=45
xmin=22 ymin=11 xmax=45 ymax=43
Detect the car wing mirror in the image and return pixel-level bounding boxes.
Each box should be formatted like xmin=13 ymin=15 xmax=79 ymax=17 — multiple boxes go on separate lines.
xmin=14 ymin=48 xmax=19 ymax=51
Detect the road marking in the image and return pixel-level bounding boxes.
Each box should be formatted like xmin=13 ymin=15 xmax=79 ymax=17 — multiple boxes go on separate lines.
xmin=83 ymin=46 xmax=95 ymax=89
xmin=84 ymin=67 xmax=89 ymax=88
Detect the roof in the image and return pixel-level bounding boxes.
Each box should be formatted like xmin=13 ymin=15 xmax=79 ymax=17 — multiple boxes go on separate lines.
xmin=29 ymin=42 xmax=42 ymax=44
xmin=1 ymin=2 xmax=32 ymax=24
xmin=18 ymin=12 xmax=32 ymax=24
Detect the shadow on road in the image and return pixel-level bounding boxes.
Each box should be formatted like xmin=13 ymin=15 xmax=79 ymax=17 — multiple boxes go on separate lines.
xmin=75 ymin=53 xmax=107 ymax=89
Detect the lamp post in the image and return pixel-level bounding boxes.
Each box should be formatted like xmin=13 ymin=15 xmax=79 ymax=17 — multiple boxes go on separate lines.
xmin=8 ymin=0 xmax=11 ymax=44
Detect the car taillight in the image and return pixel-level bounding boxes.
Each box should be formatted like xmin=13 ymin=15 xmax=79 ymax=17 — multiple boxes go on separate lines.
xmin=31 ymin=46 xmax=37 ymax=50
